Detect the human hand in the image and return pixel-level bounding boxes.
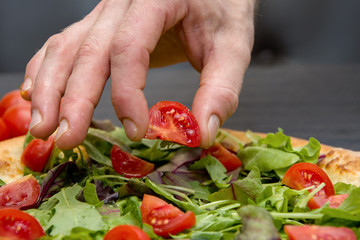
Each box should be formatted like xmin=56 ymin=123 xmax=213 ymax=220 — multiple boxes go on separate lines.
xmin=22 ymin=0 xmax=256 ymax=149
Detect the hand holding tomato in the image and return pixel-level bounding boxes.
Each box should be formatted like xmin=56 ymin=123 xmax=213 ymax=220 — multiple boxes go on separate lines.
xmin=22 ymin=0 xmax=256 ymax=150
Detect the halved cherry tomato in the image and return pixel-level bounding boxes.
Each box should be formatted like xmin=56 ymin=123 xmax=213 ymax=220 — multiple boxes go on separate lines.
xmin=104 ymin=225 xmax=150 ymax=240
xmin=328 ymin=193 xmax=349 ymax=208
xmin=0 ymin=208 xmax=45 ymax=240
xmin=0 ymin=175 xmax=40 ymax=209
xmin=0 ymin=90 xmax=29 ymax=117
xmin=282 ymin=162 xmax=335 ymax=209
xmin=111 ymin=145 xmax=154 ymax=178
xmin=0 ymin=118 xmax=10 ymax=141
xmin=145 ymin=101 xmax=201 ymax=147
xmin=201 ymin=142 xmax=242 ymax=172
xmin=140 ymin=194 xmax=196 ymax=237
xmin=284 ymin=225 xmax=357 ymax=240
xmin=2 ymin=103 xmax=31 ymax=137
xmin=21 ymin=136 xmax=55 ymax=172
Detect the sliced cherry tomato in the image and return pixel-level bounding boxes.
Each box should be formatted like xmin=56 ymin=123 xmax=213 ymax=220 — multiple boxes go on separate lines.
xmin=0 ymin=90 xmax=29 ymax=117
xmin=2 ymin=103 xmax=31 ymax=137
xmin=104 ymin=225 xmax=150 ymax=240
xmin=0 ymin=175 xmax=40 ymax=209
xmin=282 ymin=162 xmax=335 ymax=209
xmin=201 ymin=142 xmax=242 ymax=172
xmin=284 ymin=225 xmax=357 ymax=240
xmin=145 ymin=101 xmax=201 ymax=147
xmin=140 ymin=194 xmax=196 ymax=237
xmin=0 ymin=118 xmax=10 ymax=141
xmin=0 ymin=208 xmax=45 ymax=240
xmin=21 ymin=136 xmax=55 ymax=172
xmin=328 ymin=193 xmax=349 ymax=208
xmin=111 ymin=145 xmax=154 ymax=178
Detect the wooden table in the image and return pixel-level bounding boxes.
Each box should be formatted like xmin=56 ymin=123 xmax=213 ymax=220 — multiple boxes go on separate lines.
xmin=1 ymin=62 xmax=359 ymax=150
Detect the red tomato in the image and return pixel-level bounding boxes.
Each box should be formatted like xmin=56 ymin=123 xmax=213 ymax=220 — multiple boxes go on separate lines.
xmin=328 ymin=193 xmax=349 ymax=208
xmin=284 ymin=225 xmax=357 ymax=240
xmin=110 ymin=145 xmax=154 ymax=178
xmin=2 ymin=103 xmax=31 ymax=137
xmin=104 ymin=225 xmax=150 ymax=240
xmin=0 ymin=118 xmax=10 ymax=141
xmin=0 ymin=175 xmax=40 ymax=209
xmin=201 ymin=142 xmax=242 ymax=172
xmin=21 ymin=136 xmax=55 ymax=172
xmin=145 ymin=101 xmax=201 ymax=147
xmin=140 ymin=194 xmax=196 ymax=237
xmin=0 ymin=208 xmax=45 ymax=240
xmin=282 ymin=162 xmax=335 ymax=209
xmin=0 ymin=90 xmax=29 ymax=117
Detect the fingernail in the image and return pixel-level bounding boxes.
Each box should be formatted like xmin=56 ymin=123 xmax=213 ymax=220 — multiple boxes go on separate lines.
xmin=55 ymin=119 xmax=70 ymax=142
xmin=207 ymin=114 xmax=220 ymax=147
xmin=122 ymin=118 xmax=138 ymax=140
xmin=21 ymin=77 xmax=32 ymax=98
xmin=29 ymin=109 xmax=42 ymax=131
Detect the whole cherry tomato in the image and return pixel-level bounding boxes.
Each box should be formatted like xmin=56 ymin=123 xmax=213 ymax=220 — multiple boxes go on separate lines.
xmin=2 ymin=103 xmax=31 ymax=137
xmin=0 ymin=90 xmax=30 ymax=117
xmin=0 ymin=118 xmax=10 ymax=141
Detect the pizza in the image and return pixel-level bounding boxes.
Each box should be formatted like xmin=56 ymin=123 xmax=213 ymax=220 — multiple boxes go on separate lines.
xmin=0 ymin=100 xmax=360 ymax=240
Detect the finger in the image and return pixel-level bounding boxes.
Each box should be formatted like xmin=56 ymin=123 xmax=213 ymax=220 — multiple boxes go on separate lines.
xmin=27 ymin=2 xmax=104 ymax=140
xmin=55 ymin=0 xmax=132 ymax=149
xmin=192 ymin=34 xmax=252 ymax=148
xmin=110 ymin=0 xmax=186 ymax=141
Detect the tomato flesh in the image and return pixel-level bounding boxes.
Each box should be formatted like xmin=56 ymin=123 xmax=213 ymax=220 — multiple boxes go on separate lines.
xmin=104 ymin=225 xmax=150 ymax=240
xmin=0 ymin=118 xmax=10 ymax=141
xmin=2 ymin=103 xmax=31 ymax=137
xmin=282 ymin=162 xmax=335 ymax=209
xmin=21 ymin=136 xmax=55 ymax=172
xmin=111 ymin=145 xmax=154 ymax=178
xmin=145 ymin=101 xmax=201 ymax=147
xmin=0 ymin=90 xmax=29 ymax=117
xmin=284 ymin=225 xmax=357 ymax=240
xmin=0 ymin=175 xmax=40 ymax=209
xmin=0 ymin=208 xmax=45 ymax=240
xmin=201 ymin=142 xmax=242 ymax=172
xmin=140 ymin=194 xmax=196 ymax=237
xmin=328 ymin=193 xmax=349 ymax=208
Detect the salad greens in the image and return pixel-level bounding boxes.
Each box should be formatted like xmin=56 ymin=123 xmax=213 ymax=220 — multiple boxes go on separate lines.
xmin=12 ymin=123 xmax=360 ymax=239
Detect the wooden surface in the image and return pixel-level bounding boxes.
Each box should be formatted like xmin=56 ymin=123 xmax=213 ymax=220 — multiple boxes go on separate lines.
xmin=1 ymin=62 xmax=359 ymax=150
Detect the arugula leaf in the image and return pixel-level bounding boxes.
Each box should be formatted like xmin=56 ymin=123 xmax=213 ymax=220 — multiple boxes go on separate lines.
xmin=190 ymin=155 xmax=231 ymax=189
xmin=209 ymin=168 xmax=263 ymax=206
xmin=83 ymin=180 xmax=101 ymax=206
xmin=40 ymin=185 xmax=107 ymax=236
xmin=238 ymin=147 xmax=300 ymax=172
xmin=82 ymin=139 xmax=112 ymax=167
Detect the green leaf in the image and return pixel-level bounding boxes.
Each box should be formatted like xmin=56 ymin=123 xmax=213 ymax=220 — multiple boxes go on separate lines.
xmin=238 ymin=147 xmax=300 ymax=172
xmin=82 ymin=139 xmax=112 ymax=167
xmin=236 ymin=205 xmax=280 ymax=240
xmin=83 ymin=181 xmax=101 ymax=206
xmin=42 ymin=185 xmax=107 ymax=236
xmin=190 ymin=155 xmax=231 ymax=189
xmin=209 ymin=168 xmax=263 ymax=206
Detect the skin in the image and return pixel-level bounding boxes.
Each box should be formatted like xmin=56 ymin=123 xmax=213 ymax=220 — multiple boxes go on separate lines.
xmin=22 ymin=0 xmax=256 ymax=149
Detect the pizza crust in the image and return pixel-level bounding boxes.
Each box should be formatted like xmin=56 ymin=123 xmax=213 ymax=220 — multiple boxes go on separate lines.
xmin=223 ymin=129 xmax=360 ymax=186
xmin=1 ymin=130 xmax=359 ymax=186
xmin=0 ymin=135 xmax=26 ymax=183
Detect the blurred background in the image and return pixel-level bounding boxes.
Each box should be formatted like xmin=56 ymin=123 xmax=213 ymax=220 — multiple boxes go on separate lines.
xmin=1 ymin=0 xmax=359 ymax=149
